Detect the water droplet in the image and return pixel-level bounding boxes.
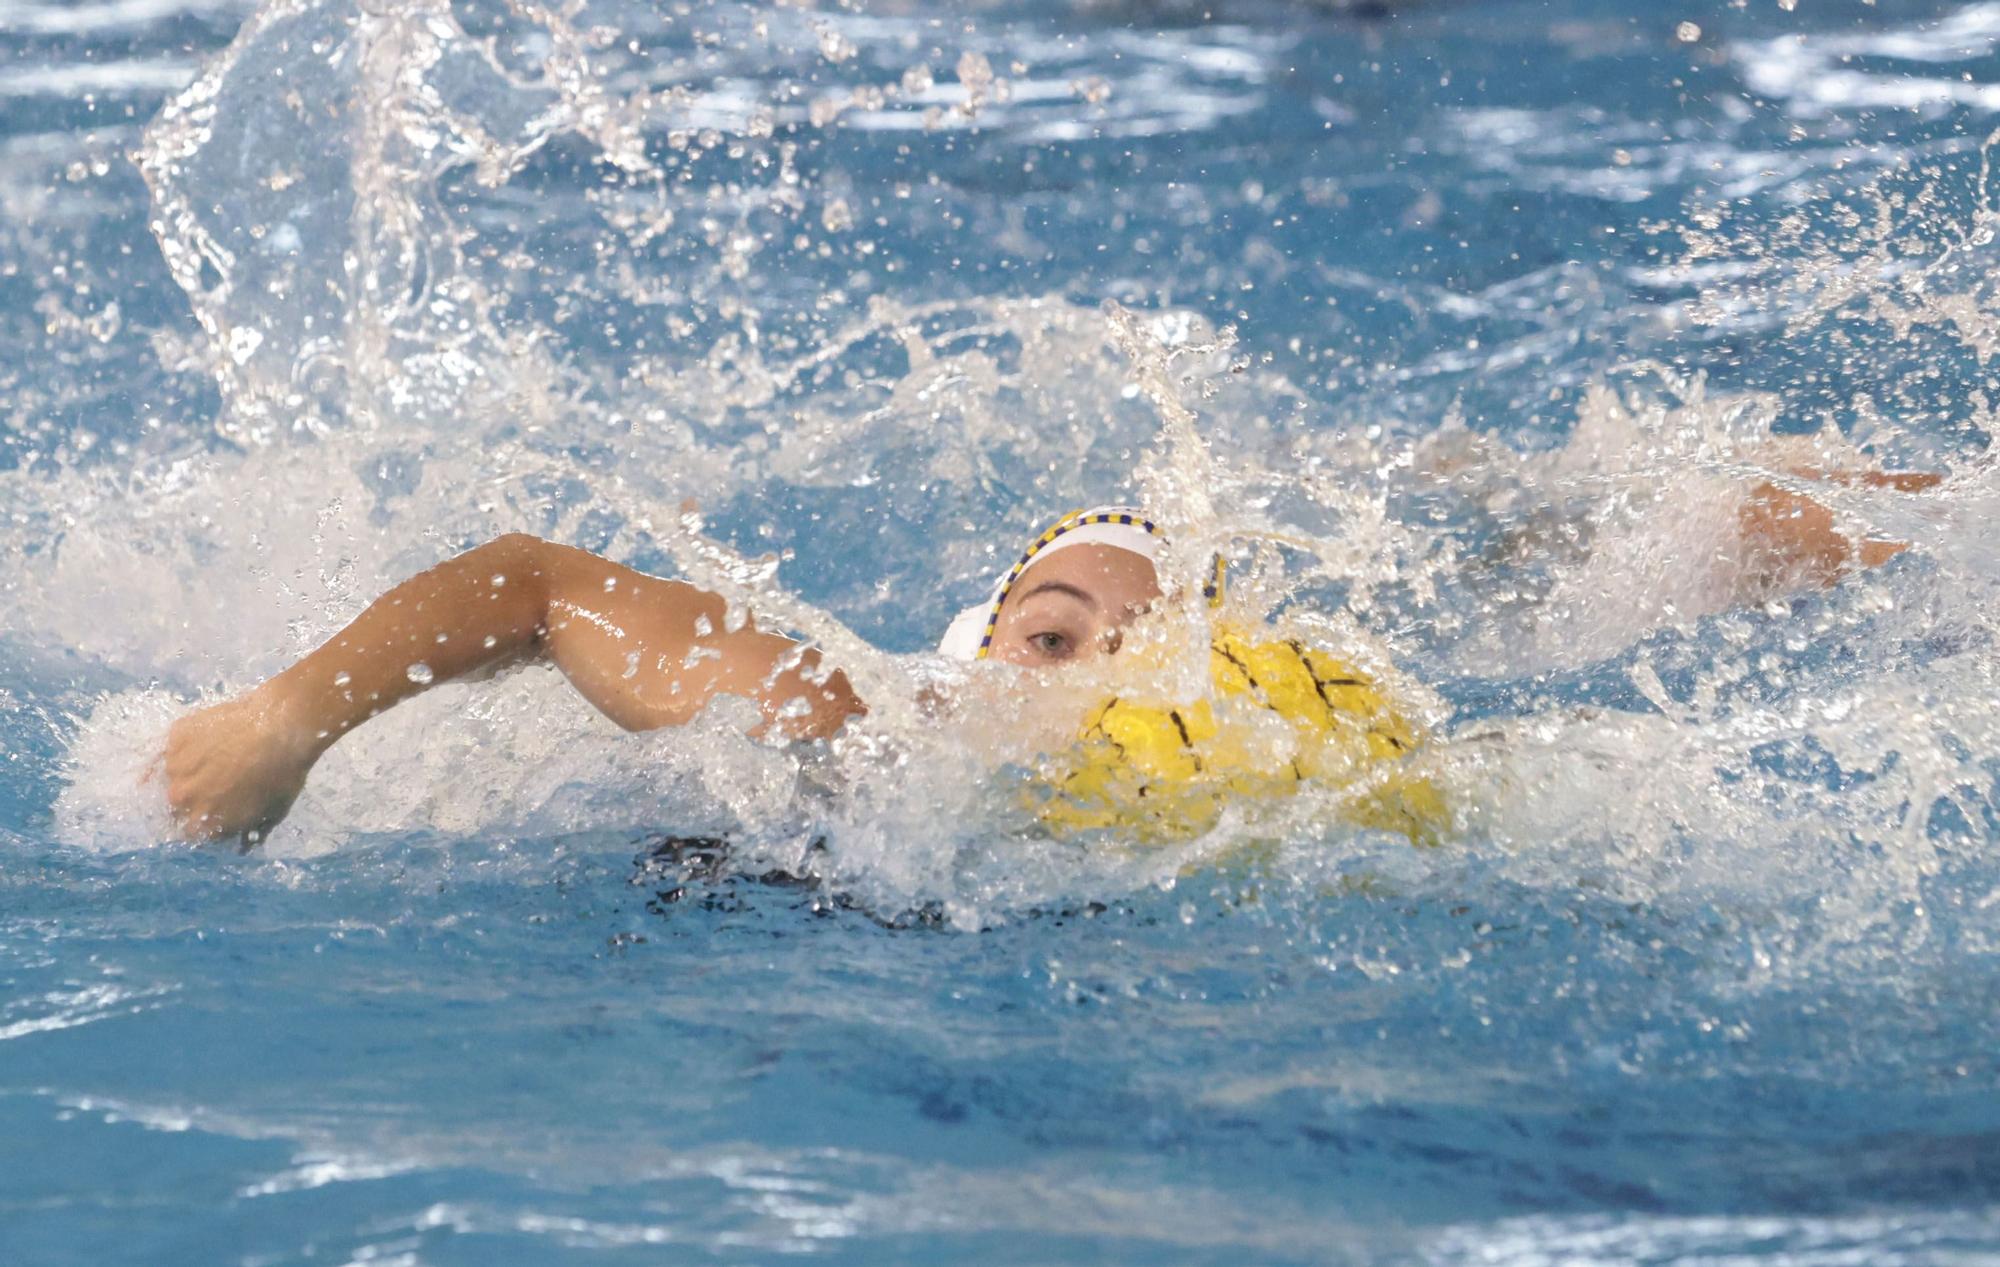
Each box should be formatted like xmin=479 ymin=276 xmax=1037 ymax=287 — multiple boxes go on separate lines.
xmin=490 ymin=573 xmax=507 ymax=588
xmin=406 ymin=663 xmax=435 ymax=685
xmin=1071 ymin=76 xmax=1111 ymax=105
xmin=482 ymin=635 xmax=498 ymax=649
xmin=1675 ymin=21 xmax=1701 ymax=42
xmin=331 ymin=671 xmax=351 ymax=688
xmin=815 ymin=23 xmax=857 ymax=64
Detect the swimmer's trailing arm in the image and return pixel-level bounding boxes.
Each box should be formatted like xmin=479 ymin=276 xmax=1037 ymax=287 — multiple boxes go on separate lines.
xmin=158 ymin=534 xmax=863 ymax=844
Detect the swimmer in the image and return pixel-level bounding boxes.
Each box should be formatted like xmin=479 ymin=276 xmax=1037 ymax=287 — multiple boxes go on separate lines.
xmin=157 ymin=470 xmax=1938 ymax=845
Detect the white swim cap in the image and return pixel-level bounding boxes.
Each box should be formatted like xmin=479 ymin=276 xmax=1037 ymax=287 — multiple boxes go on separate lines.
xmin=937 ymin=506 xmax=1163 ymax=661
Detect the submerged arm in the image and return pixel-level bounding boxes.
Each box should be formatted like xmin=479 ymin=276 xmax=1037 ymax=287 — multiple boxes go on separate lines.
xmin=160 ymin=533 xmax=861 ymax=843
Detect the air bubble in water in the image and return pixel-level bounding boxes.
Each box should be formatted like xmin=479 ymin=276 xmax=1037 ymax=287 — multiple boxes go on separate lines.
xmin=816 ymin=24 xmax=857 ymax=64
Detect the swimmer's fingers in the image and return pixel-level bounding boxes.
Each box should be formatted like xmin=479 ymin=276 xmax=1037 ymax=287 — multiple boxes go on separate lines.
xmin=165 ymin=780 xmax=272 ymax=847
xmin=1776 ymin=465 xmax=1945 ymax=554
xmin=1779 ymin=465 xmax=1945 ymax=493
xmin=157 ymin=718 xmax=198 ymax=834
xmin=1738 ymin=481 xmax=1857 ymax=589
xmin=158 ymin=712 xmax=219 ymax=837
xmin=1862 ymin=470 xmax=1945 ymax=494
xmin=162 ymin=763 xmax=221 ymax=842
xmin=165 ymin=757 xmax=292 ymax=846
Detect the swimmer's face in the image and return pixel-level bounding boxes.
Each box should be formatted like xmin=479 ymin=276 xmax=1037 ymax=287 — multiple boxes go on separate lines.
xmin=987 ymin=544 xmax=1163 ymax=667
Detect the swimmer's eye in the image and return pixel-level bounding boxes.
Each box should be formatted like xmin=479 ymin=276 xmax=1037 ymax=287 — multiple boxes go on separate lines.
xmin=1027 ymin=631 xmax=1074 ymax=659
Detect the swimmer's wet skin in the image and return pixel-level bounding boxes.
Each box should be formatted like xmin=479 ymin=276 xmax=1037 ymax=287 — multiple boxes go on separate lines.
xmin=160 ymin=479 xmax=1933 ymax=848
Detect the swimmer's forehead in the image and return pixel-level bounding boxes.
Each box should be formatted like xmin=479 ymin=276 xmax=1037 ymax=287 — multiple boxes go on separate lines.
xmin=1005 ymin=544 xmax=1161 ymax=610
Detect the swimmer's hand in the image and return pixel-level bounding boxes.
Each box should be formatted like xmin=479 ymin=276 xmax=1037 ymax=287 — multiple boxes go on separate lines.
xmin=159 ymin=683 xmax=314 ymax=845
xmin=1737 ymin=467 xmax=1942 ymax=590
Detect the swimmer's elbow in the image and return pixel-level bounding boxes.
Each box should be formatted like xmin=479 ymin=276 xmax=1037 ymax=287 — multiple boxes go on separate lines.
xmin=483 ymin=531 xmax=568 ymax=612
xmin=475 ymin=532 xmax=557 ymax=589
xmin=487 ymin=531 xmax=550 ymax=559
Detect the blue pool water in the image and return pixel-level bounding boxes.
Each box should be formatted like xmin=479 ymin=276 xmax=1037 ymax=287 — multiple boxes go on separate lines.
xmin=7 ymin=0 xmax=2000 ymax=1262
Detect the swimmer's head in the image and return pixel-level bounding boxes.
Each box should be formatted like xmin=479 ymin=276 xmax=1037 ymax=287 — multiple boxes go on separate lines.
xmin=937 ymin=507 xmax=1166 ymax=665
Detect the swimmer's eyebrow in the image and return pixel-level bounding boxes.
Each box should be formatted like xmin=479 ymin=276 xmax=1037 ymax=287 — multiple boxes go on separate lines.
xmin=1015 ymin=580 xmax=1098 ymax=609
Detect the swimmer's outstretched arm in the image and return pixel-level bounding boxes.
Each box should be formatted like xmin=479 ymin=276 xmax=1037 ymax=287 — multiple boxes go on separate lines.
xmin=159 ymin=533 xmax=863 ymax=843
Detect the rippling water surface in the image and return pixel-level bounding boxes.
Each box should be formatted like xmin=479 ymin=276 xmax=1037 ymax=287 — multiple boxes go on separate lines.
xmin=6 ymin=0 xmax=2000 ymax=1262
